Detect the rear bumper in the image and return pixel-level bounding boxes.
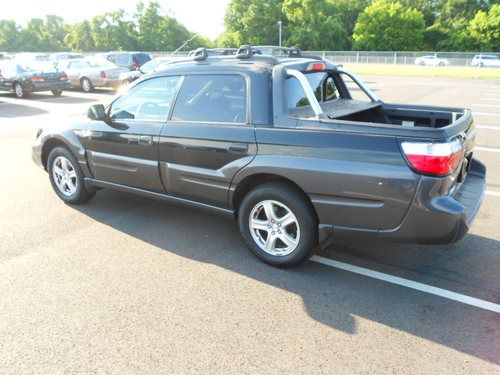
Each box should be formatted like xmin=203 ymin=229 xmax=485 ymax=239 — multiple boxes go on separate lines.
xmin=30 ymin=81 xmax=71 ymax=92
xmin=319 ymin=158 xmax=486 ymax=247
xmin=92 ymin=78 xmax=121 ymax=88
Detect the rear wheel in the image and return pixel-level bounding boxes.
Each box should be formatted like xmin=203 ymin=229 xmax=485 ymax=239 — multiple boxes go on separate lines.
xmin=51 ymin=88 xmax=63 ymax=96
xmin=419 ymin=61 xmax=425 ymax=66
xmin=238 ymin=183 xmax=317 ymax=267
xmin=81 ymin=77 xmax=94 ymax=93
xmin=14 ymin=83 xmax=25 ymax=98
xmin=47 ymin=147 xmax=95 ymax=204
xmin=438 ymin=61 xmax=445 ymax=66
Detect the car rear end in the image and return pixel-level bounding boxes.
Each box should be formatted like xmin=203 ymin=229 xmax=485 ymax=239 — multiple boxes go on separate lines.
xmin=384 ymin=114 xmax=486 ymax=244
xmin=24 ymin=68 xmax=70 ymax=93
xmin=131 ymin=53 xmax=151 ymax=70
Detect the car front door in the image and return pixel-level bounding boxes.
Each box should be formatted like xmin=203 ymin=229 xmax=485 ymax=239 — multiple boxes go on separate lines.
xmin=84 ymin=75 xmax=182 ymax=192
xmin=158 ymin=73 xmax=256 ymax=208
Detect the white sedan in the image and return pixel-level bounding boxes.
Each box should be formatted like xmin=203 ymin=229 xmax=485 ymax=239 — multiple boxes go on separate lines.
xmin=414 ymin=55 xmax=450 ymax=66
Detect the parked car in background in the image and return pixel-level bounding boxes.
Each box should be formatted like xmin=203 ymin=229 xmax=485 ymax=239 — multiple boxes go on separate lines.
xmin=56 ymin=58 xmax=128 ymax=92
xmin=0 ymin=52 xmax=13 ymax=60
xmin=99 ymin=51 xmax=152 ymax=71
xmin=50 ymin=53 xmax=85 ymax=62
xmin=14 ymin=53 xmax=49 ymax=62
xmin=471 ymin=54 xmax=500 ymax=68
xmin=119 ymin=56 xmax=186 ymax=85
xmin=0 ymin=61 xmax=69 ymax=98
xmin=414 ymin=55 xmax=450 ymax=66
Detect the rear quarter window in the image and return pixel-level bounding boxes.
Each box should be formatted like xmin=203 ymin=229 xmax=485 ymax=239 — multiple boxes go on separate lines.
xmin=133 ymin=53 xmax=151 ymax=64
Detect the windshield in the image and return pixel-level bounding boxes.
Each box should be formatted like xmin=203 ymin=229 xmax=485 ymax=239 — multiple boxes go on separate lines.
xmin=88 ymin=58 xmax=116 ymax=68
xmin=18 ymin=61 xmax=55 ymax=72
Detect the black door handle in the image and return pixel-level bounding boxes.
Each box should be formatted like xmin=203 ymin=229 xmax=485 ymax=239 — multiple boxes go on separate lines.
xmin=227 ymin=143 xmax=248 ymax=153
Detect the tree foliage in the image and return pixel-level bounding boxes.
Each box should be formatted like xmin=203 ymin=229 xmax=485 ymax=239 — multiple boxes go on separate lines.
xmin=353 ymin=0 xmax=426 ymax=51
xmin=0 ymin=0 xmax=498 ymax=53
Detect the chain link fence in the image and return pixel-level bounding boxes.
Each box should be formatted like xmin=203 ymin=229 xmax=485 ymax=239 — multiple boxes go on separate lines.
xmin=307 ymin=51 xmax=500 ymax=67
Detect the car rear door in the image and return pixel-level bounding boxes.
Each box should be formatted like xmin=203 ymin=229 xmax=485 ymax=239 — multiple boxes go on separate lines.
xmin=158 ymin=73 xmax=256 ymax=208
xmin=84 ymin=75 xmax=182 ymax=192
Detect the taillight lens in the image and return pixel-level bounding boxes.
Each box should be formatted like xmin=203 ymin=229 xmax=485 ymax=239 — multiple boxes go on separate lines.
xmin=31 ymin=75 xmax=44 ymax=82
xmin=60 ymin=73 xmax=68 ymax=80
xmin=306 ymin=62 xmax=325 ymax=71
xmin=100 ymin=70 xmax=107 ymax=78
xmin=131 ymin=62 xmax=139 ymax=70
xmin=401 ymin=140 xmax=463 ymax=176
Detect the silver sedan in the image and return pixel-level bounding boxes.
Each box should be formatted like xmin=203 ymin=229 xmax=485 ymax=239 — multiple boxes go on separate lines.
xmin=57 ymin=58 xmax=128 ymax=92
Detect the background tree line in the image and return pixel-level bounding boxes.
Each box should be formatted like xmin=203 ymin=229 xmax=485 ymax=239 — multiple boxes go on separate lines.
xmin=0 ymin=0 xmax=498 ymax=53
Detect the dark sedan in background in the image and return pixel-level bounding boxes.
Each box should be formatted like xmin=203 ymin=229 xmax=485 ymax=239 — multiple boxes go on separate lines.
xmin=0 ymin=61 xmax=70 ymax=98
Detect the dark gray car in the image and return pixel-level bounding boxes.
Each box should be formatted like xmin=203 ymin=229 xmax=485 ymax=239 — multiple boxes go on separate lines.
xmin=32 ymin=46 xmax=485 ymax=267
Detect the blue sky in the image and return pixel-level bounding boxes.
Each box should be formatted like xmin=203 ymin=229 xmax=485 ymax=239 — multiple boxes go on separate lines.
xmin=2 ymin=0 xmax=230 ymax=39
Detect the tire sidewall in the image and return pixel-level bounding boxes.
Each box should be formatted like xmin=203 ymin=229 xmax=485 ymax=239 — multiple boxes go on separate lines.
xmin=52 ymin=89 xmax=63 ymax=96
xmin=238 ymin=183 xmax=317 ymax=267
xmin=47 ymin=147 xmax=88 ymax=204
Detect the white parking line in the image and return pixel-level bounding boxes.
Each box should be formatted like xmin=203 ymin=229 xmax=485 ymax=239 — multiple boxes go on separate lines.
xmin=475 ymin=146 xmax=500 ymax=153
xmin=473 ymin=104 xmax=500 ymax=108
xmin=486 ymin=190 xmax=500 ymax=197
xmin=474 ymin=112 xmax=500 ymax=117
xmin=477 ymin=125 xmax=500 ymax=130
xmin=311 ymin=255 xmax=500 ymax=313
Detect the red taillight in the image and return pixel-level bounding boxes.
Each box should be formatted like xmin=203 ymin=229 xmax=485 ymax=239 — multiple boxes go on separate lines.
xmin=306 ymin=62 xmax=326 ymax=71
xmin=131 ymin=62 xmax=139 ymax=70
xmin=401 ymin=140 xmax=463 ymax=176
xmin=100 ymin=70 xmax=107 ymax=78
xmin=60 ymin=73 xmax=68 ymax=81
xmin=31 ymin=75 xmax=44 ymax=82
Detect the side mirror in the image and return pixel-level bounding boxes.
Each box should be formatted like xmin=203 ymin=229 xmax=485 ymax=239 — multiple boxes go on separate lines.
xmin=87 ymin=104 xmax=107 ymax=121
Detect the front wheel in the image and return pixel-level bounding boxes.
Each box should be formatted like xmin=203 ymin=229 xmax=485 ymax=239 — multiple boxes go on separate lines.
xmin=47 ymin=147 xmax=95 ymax=204
xmin=238 ymin=183 xmax=317 ymax=267
xmin=51 ymin=88 xmax=63 ymax=96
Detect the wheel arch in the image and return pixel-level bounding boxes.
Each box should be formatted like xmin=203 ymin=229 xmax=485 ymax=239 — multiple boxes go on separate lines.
xmin=231 ymin=172 xmax=319 ymax=224
xmin=40 ymin=132 xmax=91 ymax=176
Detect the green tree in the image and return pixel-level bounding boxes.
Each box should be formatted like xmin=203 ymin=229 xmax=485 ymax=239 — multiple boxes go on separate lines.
xmin=283 ymin=0 xmax=349 ymax=50
xmin=64 ymin=21 xmax=96 ymax=51
xmin=353 ymin=0 xmax=426 ymax=50
xmin=219 ymin=0 xmax=285 ymax=46
xmin=91 ymin=10 xmax=139 ymax=51
xmin=468 ymin=4 xmax=500 ymax=51
xmin=0 ymin=20 xmax=21 ymax=52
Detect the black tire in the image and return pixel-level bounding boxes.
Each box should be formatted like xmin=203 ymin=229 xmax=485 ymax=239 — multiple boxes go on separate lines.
xmin=47 ymin=146 xmax=95 ymax=204
xmin=13 ymin=82 xmax=25 ymax=98
xmin=419 ymin=61 xmax=425 ymax=66
xmin=479 ymin=62 xmax=484 ymax=68
xmin=51 ymin=88 xmax=63 ymax=96
xmin=438 ymin=61 xmax=444 ymax=66
xmin=80 ymin=77 xmax=94 ymax=93
xmin=238 ymin=182 xmax=317 ymax=267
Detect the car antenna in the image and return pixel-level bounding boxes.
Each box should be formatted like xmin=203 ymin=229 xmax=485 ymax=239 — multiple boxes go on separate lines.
xmin=169 ymin=33 xmax=200 ymax=57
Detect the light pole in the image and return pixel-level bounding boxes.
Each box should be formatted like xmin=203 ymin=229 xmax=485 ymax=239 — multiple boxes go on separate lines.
xmin=278 ymin=21 xmax=282 ymax=47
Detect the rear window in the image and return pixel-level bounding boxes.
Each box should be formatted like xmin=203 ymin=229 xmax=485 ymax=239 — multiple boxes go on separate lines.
xmin=171 ymin=74 xmax=247 ymax=124
xmin=286 ymin=72 xmax=338 ymax=109
xmin=133 ymin=53 xmax=151 ymax=64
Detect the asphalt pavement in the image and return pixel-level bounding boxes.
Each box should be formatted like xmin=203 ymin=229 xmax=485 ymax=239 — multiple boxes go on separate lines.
xmin=0 ymin=77 xmax=499 ymax=374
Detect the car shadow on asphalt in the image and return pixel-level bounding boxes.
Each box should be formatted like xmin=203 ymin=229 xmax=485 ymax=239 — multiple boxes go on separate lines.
xmin=74 ymin=189 xmax=500 ymax=365
xmin=0 ymin=101 xmax=48 ymax=117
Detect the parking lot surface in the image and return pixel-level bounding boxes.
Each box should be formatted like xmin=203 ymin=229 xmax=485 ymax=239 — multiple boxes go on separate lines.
xmin=1 ymin=77 xmax=499 ymax=374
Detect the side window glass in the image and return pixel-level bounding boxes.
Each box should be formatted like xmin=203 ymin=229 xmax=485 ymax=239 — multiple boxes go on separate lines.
xmin=286 ymin=77 xmax=309 ymax=108
xmin=110 ymin=76 xmax=181 ymax=121
xmin=171 ymin=74 xmax=247 ymax=124
xmin=324 ymin=76 xmax=338 ymax=101
xmin=117 ymin=54 xmax=129 ymax=65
